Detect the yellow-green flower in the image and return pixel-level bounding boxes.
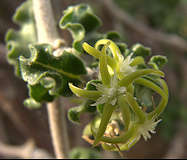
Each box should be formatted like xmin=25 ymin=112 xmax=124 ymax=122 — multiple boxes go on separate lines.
xmin=70 ymin=39 xmax=168 ymax=150
xmin=91 ymin=74 xmax=126 ymax=106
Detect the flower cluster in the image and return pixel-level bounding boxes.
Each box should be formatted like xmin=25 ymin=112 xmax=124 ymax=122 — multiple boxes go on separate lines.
xmin=69 ymin=39 xmax=168 ymax=151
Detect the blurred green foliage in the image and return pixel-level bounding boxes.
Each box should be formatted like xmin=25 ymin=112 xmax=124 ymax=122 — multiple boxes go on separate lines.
xmin=114 ymin=0 xmax=187 ymax=40
xmin=69 ymin=147 xmax=100 ymax=159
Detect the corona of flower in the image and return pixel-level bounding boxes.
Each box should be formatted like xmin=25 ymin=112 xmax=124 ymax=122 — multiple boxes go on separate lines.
xmin=118 ymin=53 xmax=137 ymax=78
xmin=91 ymin=74 xmax=126 ymax=106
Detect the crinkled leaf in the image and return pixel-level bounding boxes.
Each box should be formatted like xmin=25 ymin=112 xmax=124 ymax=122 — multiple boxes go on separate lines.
xmin=59 ymin=4 xmax=101 ymax=52
xmin=131 ymin=43 xmax=151 ymax=58
xmin=5 ymin=0 xmax=36 ymax=76
xmin=105 ymin=31 xmax=121 ymax=41
xmin=149 ymin=55 xmax=168 ymax=69
xmin=18 ymin=44 xmax=86 ymax=103
xmin=28 ymin=84 xmax=55 ymax=102
xmin=24 ymin=98 xmax=41 ymax=109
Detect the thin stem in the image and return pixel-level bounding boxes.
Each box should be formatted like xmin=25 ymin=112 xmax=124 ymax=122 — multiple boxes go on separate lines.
xmin=47 ymin=100 xmax=69 ymax=158
xmin=0 ymin=140 xmax=52 ymax=159
xmin=33 ymin=0 xmax=69 ymax=158
xmin=33 ymin=0 xmax=59 ymax=44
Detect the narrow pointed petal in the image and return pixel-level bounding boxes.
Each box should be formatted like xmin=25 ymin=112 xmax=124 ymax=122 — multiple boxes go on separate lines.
xmin=148 ymin=79 xmax=169 ymax=118
xmin=83 ymin=42 xmax=116 ymax=69
xmin=69 ymin=83 xmax=101 ymax=100
xmin=118 ymin=95 xmax=131 ymax=131
xmin=95 ymin=39 xmax=122 ymax=62
xmin=119 ymin=69 xmax=164 ymax=87
xmin=99 ymin=42 xmax=111 ymax=87
xmin=93 ymin=103 xmax=115 ymax=146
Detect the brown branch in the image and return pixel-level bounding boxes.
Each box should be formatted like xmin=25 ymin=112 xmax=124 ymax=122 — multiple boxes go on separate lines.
xmin=164 ymin=123 xmax=187 ymax=159
xmin=101 ymin=0 xmax=187 ymax=53
xmin=0 ymin=92 xmax=29 ymax=137
xmin=0 ymin=115 xmax=7 ymax=143
xmin=0 ymin=140 xmax=52 ymax=159
xmin=33 ymin=0 xmax=70 ymax=158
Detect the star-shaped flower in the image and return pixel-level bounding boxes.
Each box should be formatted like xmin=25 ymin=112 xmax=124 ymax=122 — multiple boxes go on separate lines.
xmin=118 ymin=53 xmax=136 ymax=77
xmin=91 ymin=74 xmax=126 ymax=106
xmin=70 ymin=39 xmax=167 ymax=148
xmin=136 ymin=117 xmax=162 ymax=141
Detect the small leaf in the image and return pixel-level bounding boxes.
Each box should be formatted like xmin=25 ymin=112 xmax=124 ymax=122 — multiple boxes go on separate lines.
xmin=59 ymin=4 xmax=101 ymax=52
xmin=69 ymin=147 xmax=100 ymax=159
xmin=28 ymin=84 xmax=55 ymax=102
xmin=68 ymin=106 xmax=82 ymax=123
xmin=131 ymin=43 xmax=151 ymax=58
xmin=105 ymin=31 xmax=121 ymax=41
xmin=24 ymin=98 xmax=41 ymax=109
xmin=68 ymin=100 xmax=96 ymax=123
xmin=149 ymin=55 xmax=168 ymax=69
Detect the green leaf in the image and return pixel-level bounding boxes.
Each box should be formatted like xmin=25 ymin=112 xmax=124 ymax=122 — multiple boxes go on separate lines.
xmin=68 ymin=106 xmax=82 ymax=123
xmin=149 ymin=55 xmax=168 ymax=69
xmin=131 ymin=43 xmax=151 ymax=58
xmin=59 ymin=4 xmax=101 ymax=52
xmin=24 ymin=98 xmax=41 ymax=109
xmin=28 ymin=84 xmax=55 ymax=102
xmin=105 ymin=31 xmax=121 ymax=41
xmin=19 ymin=44 xmax=86 ymax=103
xmin=69 ymin=147 xmax=100 ymax=159
xmin=5 ymin=0 xmax=36 ymax=76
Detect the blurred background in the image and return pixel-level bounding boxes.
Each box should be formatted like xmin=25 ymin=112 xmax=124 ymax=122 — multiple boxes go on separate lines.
xmin=0 ymin=0 xmax=187 ymax=159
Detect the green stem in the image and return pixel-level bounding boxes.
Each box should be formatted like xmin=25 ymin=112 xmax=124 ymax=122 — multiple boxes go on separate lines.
xmin=93 ymin=103 xmax=115 ymax=146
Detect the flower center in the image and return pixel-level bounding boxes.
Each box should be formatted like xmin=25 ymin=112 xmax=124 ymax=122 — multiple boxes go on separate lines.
xmin=118 ymin=53 xmax=136 ymax=78
xmin=91 ymin=75 xmax=126 ymax=106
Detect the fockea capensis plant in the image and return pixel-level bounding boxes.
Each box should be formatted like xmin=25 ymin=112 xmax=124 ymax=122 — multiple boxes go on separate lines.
xmin=6 ymin=1 xmax=168 ymax=152
xmin=69 ymin=39 xmax=168 ymax=151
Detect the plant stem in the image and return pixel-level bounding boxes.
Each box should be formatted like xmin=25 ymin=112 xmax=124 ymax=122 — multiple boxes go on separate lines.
xmin=47 ymin=100 xmax=69 ymax=159
xmin=33 ymin=0 xmax=69 ymax=158
xmin=33 ymin=0 xmax=59 ymax=44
